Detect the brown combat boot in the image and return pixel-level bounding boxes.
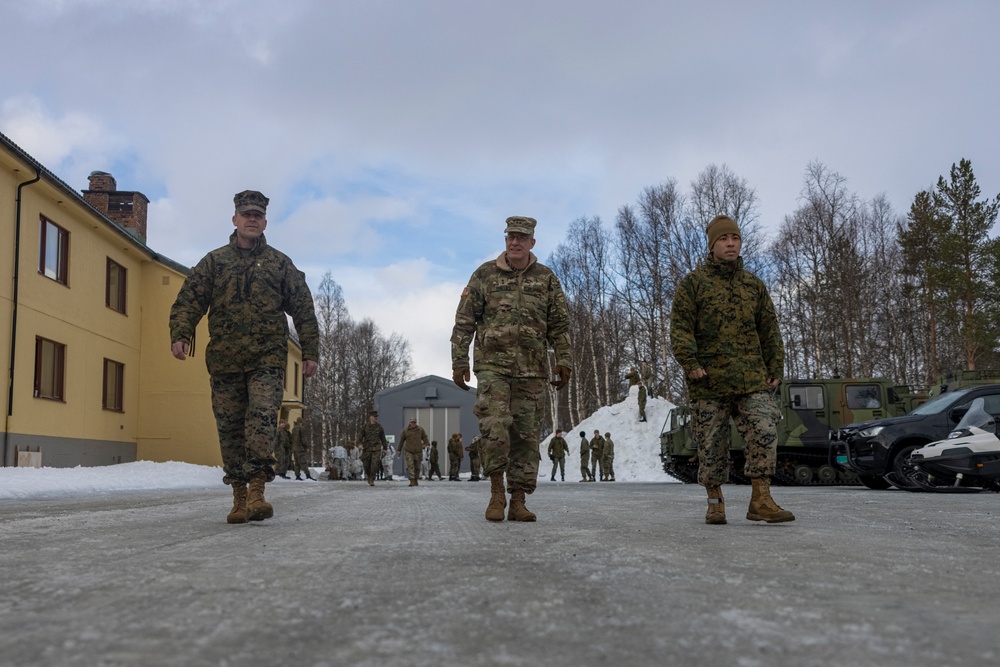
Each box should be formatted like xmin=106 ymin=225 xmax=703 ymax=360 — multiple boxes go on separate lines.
xmin=409 ymin=478 xmax=418 ymax=487
xmin=485 ymin=471 xmax=506 ymax=522
xmin=508 ymin=489 xmax=536 ymax=522
xmin=747 ymin=477 xmax=795 ymax=523
xmin=705 ymin=485 xmax=726 ymax=525
xmin=246 ymin=473 xmax=274 ymax=521
xmin=227 ymin=483 xmax=248 ymax=524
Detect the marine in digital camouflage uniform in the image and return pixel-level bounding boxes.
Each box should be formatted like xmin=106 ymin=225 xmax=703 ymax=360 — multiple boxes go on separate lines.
xmin=669 ymin=214 xmax=794 ymax=525
xmin=447 ymin=434 xmax=464 ymax=480
xmin=451 ymin=216 xmax=573 ymax=522
xmin=398 ymin=418 xmax=429 ymax=486
xmin=359 ymin=411 xmax=388 ymax=486
xmin=169 ymin=189 xmax=319 ymax=524
xmin=547 ymin=429 xmax=568 ymax=481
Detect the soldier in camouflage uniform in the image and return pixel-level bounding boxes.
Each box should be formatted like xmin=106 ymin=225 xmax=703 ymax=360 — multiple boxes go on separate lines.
xmin=359 ymin=411 xmax=388 ymax=486
xmin=669 ymin=214 xmax=794 ymax=526
xmin=273 ymin=419 xmax=293 ymax=479
xmin=640 ymin=360 xmax=653 ymax=395
xmin=398 ymin=418 xmax=429 ymax=487
xmin=625 ymin=367 xmax=640 ymax=387
xmin=578 ymin=431 xmax=593 ymax=482
xmin=447 ymin=433 xmax=464 ymax=481
xmin=170 ymin=190 xmax=319 ymax=524
xmin=637 ymin=380 xmax=648 ymax=422
xmin=428 ymin=440 xmax=444 ymax=480
xmin=590 ymin=430 xmax=605 ymax=481
xmin=465 ymin=437 xmax=482 ymax=481
xmin=451 ymin=216 xmax=573 ymax=522
xmin=290 ymin=417 xmax=315 ymax=480
xmin=602 ymin=431 xmax=615 ymax=482
xmin=547 ymin=429 xmax=568 ymax=481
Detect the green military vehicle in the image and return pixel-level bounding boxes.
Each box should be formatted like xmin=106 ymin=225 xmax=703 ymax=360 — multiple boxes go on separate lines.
xmin=660 ymin=377 xmax=925 ymax=486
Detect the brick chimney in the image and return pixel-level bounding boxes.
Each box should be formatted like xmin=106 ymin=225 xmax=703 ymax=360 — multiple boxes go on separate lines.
xmin=83 ymin=171 xmax=150 ymax=244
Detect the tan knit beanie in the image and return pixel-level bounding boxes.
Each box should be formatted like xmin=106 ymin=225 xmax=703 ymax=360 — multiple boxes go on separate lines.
xmin=706 ymin=215 xmax=741 ymax=250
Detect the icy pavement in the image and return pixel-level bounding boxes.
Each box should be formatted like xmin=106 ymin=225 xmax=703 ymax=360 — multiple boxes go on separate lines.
xmin=2 ymin=478 xmax=999 ymax=667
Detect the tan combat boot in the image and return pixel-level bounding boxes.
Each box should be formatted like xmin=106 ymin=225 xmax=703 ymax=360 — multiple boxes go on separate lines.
xmin=705 ymin=485 xmax=727 ymax=525
xmin=508 ymin=489 xmax=536 ymax=522
xmin=246 ymin=473 xmax=274 ymax=521
xmin=227 ymin=483 xmax=248 ymax=524
xmin=747 ymin=477 xmax=795 ymax=523
xmin=485 ymin=471 xmax=506 ymax=522
xmin=409 ymin=478 xmax=418 ymax=487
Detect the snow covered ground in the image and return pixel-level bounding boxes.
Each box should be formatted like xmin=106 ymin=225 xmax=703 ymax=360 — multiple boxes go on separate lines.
xmin=0 ymin=386 xmax=676 ymax=500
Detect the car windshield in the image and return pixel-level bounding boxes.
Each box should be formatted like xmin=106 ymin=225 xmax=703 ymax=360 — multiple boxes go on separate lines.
xmin=909 ymin=388 xmax=972 ymax=416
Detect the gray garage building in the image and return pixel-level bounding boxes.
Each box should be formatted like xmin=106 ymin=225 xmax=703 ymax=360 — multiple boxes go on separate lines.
xmin=375 ymin=375 xmax=478 ymax=478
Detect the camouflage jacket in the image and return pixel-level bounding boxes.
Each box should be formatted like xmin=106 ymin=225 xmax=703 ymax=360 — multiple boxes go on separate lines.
xmin=291 ymin=422 xmax=305 ymax=451
xmin=447 ymin=436 xmax=464 ymax=460
xmin=429 ymin=444 xmax=439 ymax=463
xmin=451 ymin=252 xmax=572 ymax=378
xmin=669 ymin=254 xmax=784 ymax=400
xmin=359 ymin=421 xmax=388 ymax=452
xmin=590 ymin=435 xmax=605 ymax=457
xmin=548 ymin=436 xmax=569 ymax=459
xmin=579 ymin=436 xmax=590 ymax=461
xmin=399 ymin=424 xmax=429 ymax=453
xmin=602 ymin=437 xmax=614 ymax=461
xmin=169 ymin=232 xmax=319 ymax=375
xmin=273 ymin=426 xmax=292 ymax=453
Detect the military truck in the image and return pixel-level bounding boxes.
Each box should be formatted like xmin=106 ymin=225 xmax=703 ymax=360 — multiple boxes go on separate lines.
xmin=660 ymin=377 xmax=925 ymax=486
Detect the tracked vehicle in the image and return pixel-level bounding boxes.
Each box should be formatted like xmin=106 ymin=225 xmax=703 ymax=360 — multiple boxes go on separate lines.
xmin=660 ymin=377 xmax=924 ymax=486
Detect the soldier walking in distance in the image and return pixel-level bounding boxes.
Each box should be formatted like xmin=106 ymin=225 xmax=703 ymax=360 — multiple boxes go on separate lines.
xmin=447 ymin=433 xmax=464 ymax=481
xmin=670 ymin=214 xmax=794 ymax=526
xmin=359 ymin=411 xmax=388 ymax=486
xmin=428 ymin=440 xmax=444 ymax=480
xmin=547 ymin=429 xmax=569 ymax=481
xmin=451 ymin=216 xmax=573 ymax=522
xmin=273 ymin=419 xmax=293 ymax=479
xmin=170 ymin=190 xmax=319 ymax=524
xmin=398 ymin=418 xmax=429 ymax=487
xmin=578 ymin=431 xmax=593 ymax=482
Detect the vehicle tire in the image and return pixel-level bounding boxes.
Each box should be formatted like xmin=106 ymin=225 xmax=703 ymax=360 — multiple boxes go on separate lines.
xmin=816 ymin=464 xmax=837 ymax=483
xmin=792 ymin=464 xmax=813 ymax=484
xmin=890 ymin=444 xmax=921 ymax=489
xmin=858 ymin=474 xmax=891 ymax=490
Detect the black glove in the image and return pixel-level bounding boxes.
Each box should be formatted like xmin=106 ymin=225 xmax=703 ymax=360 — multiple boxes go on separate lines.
xmin=453 ymin=367 xmax=470 ymax=391
xmin=551 ymin=365 xmax=571 ymax=390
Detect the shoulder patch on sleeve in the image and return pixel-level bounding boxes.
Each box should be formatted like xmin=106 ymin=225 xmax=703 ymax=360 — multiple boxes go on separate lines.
xmin=461 ymin=286 xmax=470 ymax=297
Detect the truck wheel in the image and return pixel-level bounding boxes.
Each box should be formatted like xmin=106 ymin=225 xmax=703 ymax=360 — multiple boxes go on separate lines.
xmin=792 ymin=464 xmax=813 ymax=484
xmin=890 ymin=445 xmax=921 ymax=488
xmin=816 ymin=465 xmax=837 ymax=483
xmin=858 ymin=474 xmax=891 ymax=490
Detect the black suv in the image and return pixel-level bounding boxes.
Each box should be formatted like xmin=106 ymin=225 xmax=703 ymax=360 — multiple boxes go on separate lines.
xmin=831 ymin=384 xmax=1000 ymax=489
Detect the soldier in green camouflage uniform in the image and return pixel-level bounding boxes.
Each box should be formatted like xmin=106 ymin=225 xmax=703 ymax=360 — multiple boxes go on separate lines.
xmin=465 ymin=437 xmax=482 ymax=481
xmin=359 ymin=411 xmax=388 ymax=486
xmin=547 ymin=429 xmax=569 ymax=481
xmin=398 ymin=418 xmax=429 ymax=487
xmin=637 ymin=380 xmax=648 ymax=422
xmin=290 ymin=417 xmax=314 ymax=480
xmin=451 ymin=216 xmax=573 ymax=522
xmin=590 ymin=430 xmax=605 ymax=481
xmin=273 ymin=419 xmax=293 ymax=479
xmin=447 ymin=433 xmax=464 ymax=480
xmin=669 ymin=214 xmax=794 ymax=526
xmin=428 ymin=440 xmax=444 ymax=480
xmin=170 ymin=190 xmax=319 ymax=524
xmin=578 ymin=431 xmax=593 ymax=482
xmin=602 ymin=431 xmax=615 ymax=482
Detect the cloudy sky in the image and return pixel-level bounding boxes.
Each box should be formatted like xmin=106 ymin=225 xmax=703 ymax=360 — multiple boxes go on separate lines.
xmin=2 ymin=1 xmax=997 ymax=378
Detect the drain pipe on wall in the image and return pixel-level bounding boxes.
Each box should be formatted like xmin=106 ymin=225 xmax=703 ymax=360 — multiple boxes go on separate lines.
xmin=4 ymin=167 xmax=42 ymax=467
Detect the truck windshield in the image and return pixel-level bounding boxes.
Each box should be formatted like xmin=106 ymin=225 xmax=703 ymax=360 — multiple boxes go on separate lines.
xmin=909 ymin=388 xmax=972 ymax=416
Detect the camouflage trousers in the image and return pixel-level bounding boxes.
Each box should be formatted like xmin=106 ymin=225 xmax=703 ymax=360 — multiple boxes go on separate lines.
xmin=403 ymin=451 xmax=422 ymax=480
xmin=290 ymin=444 xmax=310 ymax=476
xmin=429 ymin=461 xmax=443 ymax=478
xmin=590 ymin=456 xmax=604 ymax=480
xmin=549 ymin=456 xmax=565 ymax=479
xmin=580 ymin=455 xmax=591 ymax=480
xmin=473 ymin=372 xmax=546 ymax=493
xmin=274 ymin=443 xmax=293 ymax=475
xmin=603 ymin=457 xmax=615 ymax=479
xmin=448 ymin=456 xmax=462 ymax=478
xmin=692 ymin=391 xmax=779 ymax=487
xmin=362 ymin=449 xmax=382 ymax=481
xmin=468 ymin=453 xmax=481 ymax=478
xmin=210 ymin=368 xmax=282 ymax=485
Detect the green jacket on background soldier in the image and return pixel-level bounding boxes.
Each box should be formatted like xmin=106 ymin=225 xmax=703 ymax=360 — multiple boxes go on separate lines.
xmin=548 ymin=434 xmax=569 ymax=460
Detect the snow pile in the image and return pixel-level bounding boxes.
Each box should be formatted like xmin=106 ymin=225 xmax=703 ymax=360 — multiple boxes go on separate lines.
xmin=0 ymin=460 xmax=222 ymax=500
xmin=540 ymin=384 xmax=678 ymax=483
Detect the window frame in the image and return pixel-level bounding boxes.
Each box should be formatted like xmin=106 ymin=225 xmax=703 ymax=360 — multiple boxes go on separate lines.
xmin=106 ymin=257 xmax=127 ymax=314
xmin=34 ymin=336 xmax=66 ymax=401
xmin=102 ymin=358 xmax=125 ymax=412
xmin=39 ymin=216 xmax=70 ymax=286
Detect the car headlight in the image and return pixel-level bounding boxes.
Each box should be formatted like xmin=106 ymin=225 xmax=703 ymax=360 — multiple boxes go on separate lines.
xmin=857 ymin=425 xmax=884 ymax=438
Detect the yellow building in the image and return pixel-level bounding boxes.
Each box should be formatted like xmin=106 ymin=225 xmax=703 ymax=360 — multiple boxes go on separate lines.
xmin=0 ymin=130 xmax=306 ymax=468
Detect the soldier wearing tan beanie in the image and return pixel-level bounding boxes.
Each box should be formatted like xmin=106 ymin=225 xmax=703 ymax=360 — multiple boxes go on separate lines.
xmin=706 ymin=214 xmax=741 ymax=251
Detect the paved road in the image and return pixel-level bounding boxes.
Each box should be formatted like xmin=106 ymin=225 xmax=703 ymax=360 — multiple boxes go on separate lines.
xmin=2 ymin=480 xmax=998 ymax=667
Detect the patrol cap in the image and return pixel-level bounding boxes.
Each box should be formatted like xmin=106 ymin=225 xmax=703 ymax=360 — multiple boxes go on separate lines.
xmin=234 ymin=190 xmax=269 ymax=214
xmin=706 ymin=214 xmax=740 ymax=250
xmin=504 ymin=216 xmax=537 ymax=236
